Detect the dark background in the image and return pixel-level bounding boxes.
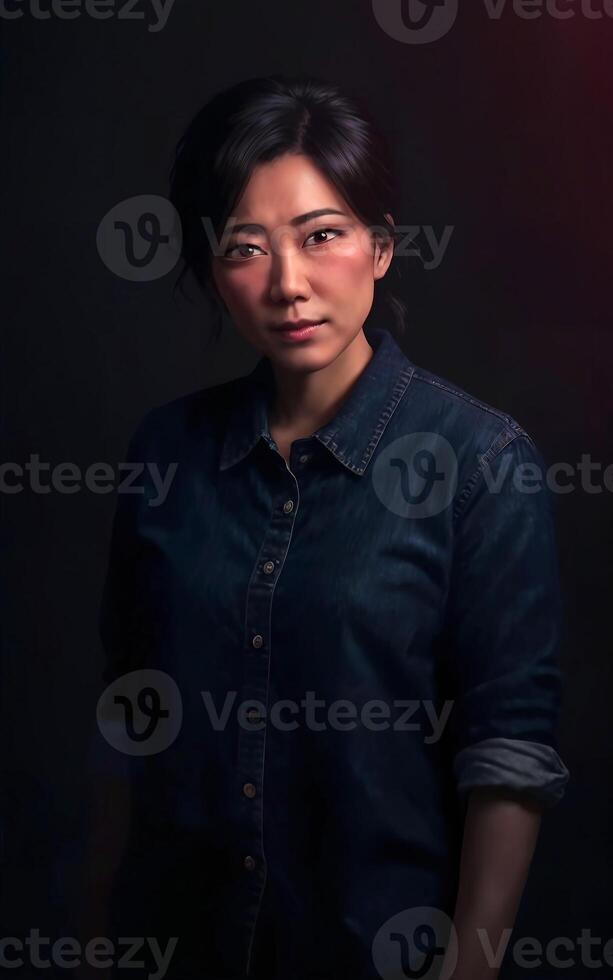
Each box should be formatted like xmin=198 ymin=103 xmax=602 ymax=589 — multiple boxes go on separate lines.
xmin=1 ymin=1 xmax=611 ymax=977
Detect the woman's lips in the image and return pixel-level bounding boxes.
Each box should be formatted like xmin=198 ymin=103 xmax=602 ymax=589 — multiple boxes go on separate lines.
xmin=274 ymin=320 xmax=327 ymax=341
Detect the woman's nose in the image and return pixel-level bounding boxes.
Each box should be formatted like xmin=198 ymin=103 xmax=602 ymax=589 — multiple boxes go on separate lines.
xmin=268 ymin=246 xmax=311 ymax=304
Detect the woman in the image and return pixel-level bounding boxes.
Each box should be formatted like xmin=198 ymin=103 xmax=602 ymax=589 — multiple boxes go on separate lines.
xmin=96 ymin=74 xmax=570 ymax=980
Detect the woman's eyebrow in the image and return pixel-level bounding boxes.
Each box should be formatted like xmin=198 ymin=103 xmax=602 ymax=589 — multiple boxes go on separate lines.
xmin=226 ymin=208 xmax=347 ymax=236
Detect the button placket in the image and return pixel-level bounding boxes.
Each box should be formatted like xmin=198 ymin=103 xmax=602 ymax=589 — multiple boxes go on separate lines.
xmin=239 ymin=460 xmax=300 ymax=976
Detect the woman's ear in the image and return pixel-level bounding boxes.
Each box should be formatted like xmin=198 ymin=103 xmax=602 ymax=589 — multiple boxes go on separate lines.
xmin=373 ymin=212 xmax=396 ymax=281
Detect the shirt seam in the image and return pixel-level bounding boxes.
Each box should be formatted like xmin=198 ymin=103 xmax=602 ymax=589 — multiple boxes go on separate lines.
xmin=410 ymin=370 xmax=530 ymax=434
xmin=452 ymin=429 xmax=536 ymax=525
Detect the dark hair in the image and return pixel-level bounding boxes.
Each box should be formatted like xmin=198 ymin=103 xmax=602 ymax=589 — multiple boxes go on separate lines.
xmin=168 ymin=73 xmax=407 ymax=341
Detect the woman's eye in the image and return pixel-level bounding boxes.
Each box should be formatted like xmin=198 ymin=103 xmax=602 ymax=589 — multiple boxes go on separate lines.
xmin=224 ymin=242 xmax=265 ymax=259
xmin=305 ymin=227 xmax=343 ymax=246
xmin=224 ymin=228 xmax=343 ymax=259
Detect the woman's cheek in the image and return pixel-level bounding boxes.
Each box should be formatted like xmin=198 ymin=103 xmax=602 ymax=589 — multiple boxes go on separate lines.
xmin=220 ymin=264 xmax=264 ymax=313
xmin=321 ymin=240 xmax=373 ymax=289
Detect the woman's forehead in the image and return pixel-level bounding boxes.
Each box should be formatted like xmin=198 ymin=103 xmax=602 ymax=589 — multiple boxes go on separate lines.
xmin=229 ymin=154 xmax=353 ymax=225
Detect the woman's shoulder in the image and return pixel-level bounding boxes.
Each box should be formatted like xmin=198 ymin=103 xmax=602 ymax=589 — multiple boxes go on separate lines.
xmin=124 ymin=374 xmax=247 ymax=456
xmin=398 ymin=356 xmax=538 ymax=455
xmin=388 ymin=355 xmax=551 ymax=521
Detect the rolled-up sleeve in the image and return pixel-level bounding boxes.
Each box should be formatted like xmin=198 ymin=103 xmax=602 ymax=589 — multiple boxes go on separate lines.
xmin=444 ymin=429 xmax=570 ymax=808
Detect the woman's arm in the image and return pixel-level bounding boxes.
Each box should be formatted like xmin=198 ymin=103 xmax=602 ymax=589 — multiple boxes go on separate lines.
xmin=442 ymin=788 xmax=544 ymax=980
xmin=439 ymin=432 xmax=570 ymax=976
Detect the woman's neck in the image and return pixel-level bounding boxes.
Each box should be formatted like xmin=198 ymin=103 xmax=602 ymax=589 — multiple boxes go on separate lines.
xmin=267 ymin=328 xmax=374 ymax=440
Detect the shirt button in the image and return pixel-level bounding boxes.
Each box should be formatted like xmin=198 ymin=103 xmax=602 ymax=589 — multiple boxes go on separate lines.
xmin=243 ymin=855 xmax=256 ymax=872
xmin=243 ymin=782 xmax=257 ymax=798
xmin=252 ymin=635 xmax=263 ymax=649
xmin=263 ymin=560 xmax=275 ymax=574
xmin=283 ymin=499 xmax=294 ymax=514
xmin=299 ymin=453 xmax=310 ymax=464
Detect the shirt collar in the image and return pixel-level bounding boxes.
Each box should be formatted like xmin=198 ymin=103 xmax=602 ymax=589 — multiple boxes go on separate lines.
xmin=218 ymin=325 xmax=415 ymax=476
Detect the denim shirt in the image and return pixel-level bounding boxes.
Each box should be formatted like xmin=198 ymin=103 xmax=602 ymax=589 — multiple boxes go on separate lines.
xmin=97 ymin=324 xmax=570 ymax=980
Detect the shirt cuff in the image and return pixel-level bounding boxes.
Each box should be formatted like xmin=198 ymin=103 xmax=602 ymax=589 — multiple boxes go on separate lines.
xmin=453 ymin=737 xmax=570 ymax=807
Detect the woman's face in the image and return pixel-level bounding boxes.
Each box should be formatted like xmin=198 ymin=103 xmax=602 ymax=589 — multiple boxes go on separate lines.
xmin=210 ymin=153 xmax=394 ymax=372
